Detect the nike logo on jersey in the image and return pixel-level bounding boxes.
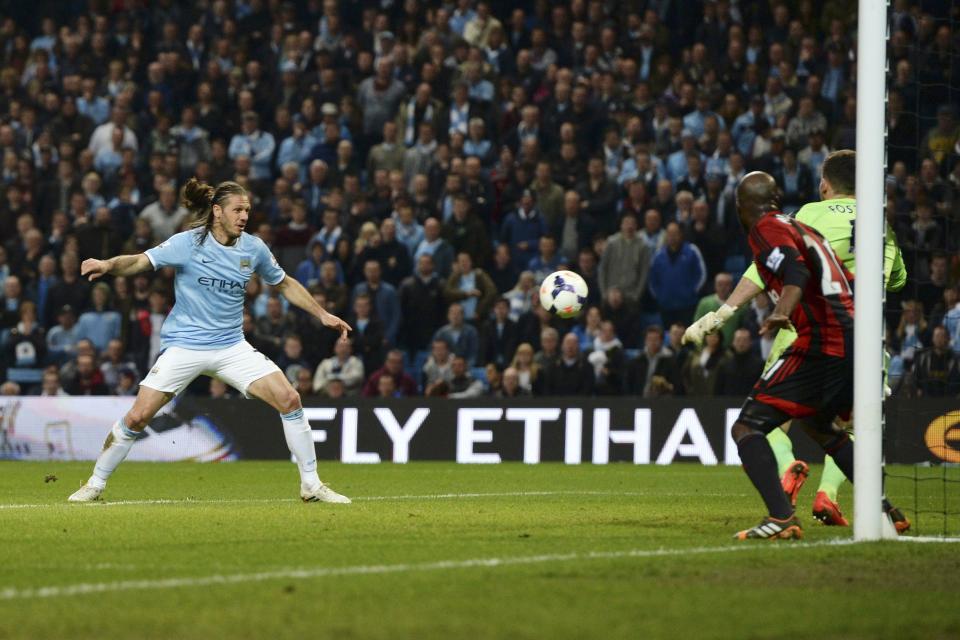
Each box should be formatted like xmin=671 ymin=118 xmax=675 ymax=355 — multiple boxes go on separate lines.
xmin=201 ymin=257 xmax=215 ymax=264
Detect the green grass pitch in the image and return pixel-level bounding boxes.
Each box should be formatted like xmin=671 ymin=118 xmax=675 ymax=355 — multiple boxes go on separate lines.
xmin=1 ymin=461 xmax=959 ymax=639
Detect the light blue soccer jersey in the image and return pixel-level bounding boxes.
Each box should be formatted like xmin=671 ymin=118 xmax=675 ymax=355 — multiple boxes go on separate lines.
xmin=145 ymin=229 xmax=285 ymax=350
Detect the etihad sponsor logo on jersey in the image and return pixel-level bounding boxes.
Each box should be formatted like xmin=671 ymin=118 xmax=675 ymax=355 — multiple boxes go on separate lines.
xmin=197 ymin=276 xmax=247 ymax=294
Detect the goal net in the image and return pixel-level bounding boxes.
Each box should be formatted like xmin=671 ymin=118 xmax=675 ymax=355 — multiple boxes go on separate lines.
xmin=863 ymin=0 xmax=960 ymax=539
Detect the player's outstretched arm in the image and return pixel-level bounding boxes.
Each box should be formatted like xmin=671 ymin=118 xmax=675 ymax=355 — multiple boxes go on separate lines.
xmin=80 ymin=254 xmax=153 ymax=281
xmin=725 ymin=269 xmax=764 ymax=309
xmin=682 ymin=267 xmax=763 ymax=346
xmin=275 ymin=274 xmax=352 ymax=340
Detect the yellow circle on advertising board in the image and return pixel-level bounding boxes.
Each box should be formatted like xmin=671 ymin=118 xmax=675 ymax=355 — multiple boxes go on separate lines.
xmin=924 ymin=410 xmax=960 ymax=463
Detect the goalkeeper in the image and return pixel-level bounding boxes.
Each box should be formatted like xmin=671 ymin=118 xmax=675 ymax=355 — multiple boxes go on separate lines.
xmin=684 ymin=150 xmax=907 ymax=527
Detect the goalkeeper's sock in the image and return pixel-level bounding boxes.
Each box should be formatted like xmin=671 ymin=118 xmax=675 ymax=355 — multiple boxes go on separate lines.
xmin=738 ymin=433 xmax=794 ymax=520
xmin=818 ymin=455 xmax=847 ymax=502
xmin=281 ymin=408 xmax=320 ymax=489
xmin=766 ymin=427 xmax=795 ymax=477
xmin=89 ymin=419 xmax=139 ymax=489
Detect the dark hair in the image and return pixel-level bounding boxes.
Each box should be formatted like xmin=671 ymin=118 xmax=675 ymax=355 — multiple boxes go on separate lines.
xmin=182 ymin=177 xmax=248 ymax=245
xmin=821 ymin=150 xmax=855 ymax=195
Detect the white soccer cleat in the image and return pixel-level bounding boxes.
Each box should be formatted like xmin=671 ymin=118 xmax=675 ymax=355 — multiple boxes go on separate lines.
xmin=68 ymin=484 xmax=103 ymax=503
xmin=301 ymin=482 xmax=351 ymax=504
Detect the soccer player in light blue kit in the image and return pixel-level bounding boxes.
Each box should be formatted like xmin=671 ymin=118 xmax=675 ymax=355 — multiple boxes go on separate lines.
xmin=69 ymin=179 xmax=352 ymax=503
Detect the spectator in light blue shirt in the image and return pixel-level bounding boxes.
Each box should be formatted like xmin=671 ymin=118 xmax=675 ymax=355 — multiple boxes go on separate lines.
xmin=229 ymin=111 xmax=276 ymax=181
xmin=799 ymin=130 xmax=830 ymax=179
xmin=705 ymin=132 xmax=735 ymax=178
xmin=75 ymin=284 xmax=121 ymax=353
xmin=93 ymin=126 xmax=127 ymax=180
xmin=308 ymin=209 xmax=344 ymax=256
xmin=30 ymin=18 xmax=57 ymax=53
xmin=77 ymin=77 xmax=111 ymax=125
xmin=465 ymin=62 xmax=494 ymax=103
xmin=731 ymin=96 xmax=771 ymax=157
xmin=683 ymin=92 xmax=726 ymax=139
xmin=448 ymin=2 xmax=478 ymax=36
xmin=393 ymin=202 xmax=425 ymax=257
xmin=294 ymin=243 xmax=327 ymax=289
xmin=666 ymin=132 xmax=702 ymax=185
xmin=275 ymin=116 xmax=317 ymax=183
xmin=463 ymin=118 xmax=493 ymax=166
xmin=434 ymin=302 xmax=480 ymax=365
xmin=46 ymin=304 xmax=80 ymax=361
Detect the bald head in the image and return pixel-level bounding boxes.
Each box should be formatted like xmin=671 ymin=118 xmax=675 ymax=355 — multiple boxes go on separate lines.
xmin=735 ymin=171 xmax=780 ymax=232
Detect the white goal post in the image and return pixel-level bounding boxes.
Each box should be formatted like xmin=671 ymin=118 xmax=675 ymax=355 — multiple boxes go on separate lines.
xmin=853 ymin=0 xmax=888 ymax=541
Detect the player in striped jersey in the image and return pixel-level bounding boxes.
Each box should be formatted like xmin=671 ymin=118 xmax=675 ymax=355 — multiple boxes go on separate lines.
xmin=730 ymin=171 xmax=858 ymax=539
xmin=684 ymin=151 xmax=909 ymax=530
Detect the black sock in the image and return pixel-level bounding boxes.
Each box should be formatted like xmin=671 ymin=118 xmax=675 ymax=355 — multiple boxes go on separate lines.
xmin=825 ymin=435 xmax=854 ymax=482
xmin=737 ymin=433 xmax=794 ymax=520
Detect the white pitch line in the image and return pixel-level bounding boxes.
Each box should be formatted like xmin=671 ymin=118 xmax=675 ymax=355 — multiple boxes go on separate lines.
xmin=896 ymin=535 xmax=960 ymax=543
xmin=0 ymin=539 xmax=860 ymax=601
xmin=0 ymin=490 xmax=747 ymax=510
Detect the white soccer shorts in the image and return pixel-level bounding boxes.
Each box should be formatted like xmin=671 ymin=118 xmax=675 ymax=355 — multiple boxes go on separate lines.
xmin=140 ymin=340 xmax=281 ymax=398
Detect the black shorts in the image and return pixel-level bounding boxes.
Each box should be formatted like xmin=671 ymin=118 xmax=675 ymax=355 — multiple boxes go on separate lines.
xmin=736 ymin=347 xmax=852 ymax=434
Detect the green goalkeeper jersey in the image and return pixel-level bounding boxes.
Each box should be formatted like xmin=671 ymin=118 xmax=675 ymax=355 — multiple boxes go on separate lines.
xmin=742 ymin=197 xmax=908 ymax=292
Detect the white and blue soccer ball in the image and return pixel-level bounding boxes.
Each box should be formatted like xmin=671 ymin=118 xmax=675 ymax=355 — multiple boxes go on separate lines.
xmin=539 ymin=270 xmax=588 ymax=319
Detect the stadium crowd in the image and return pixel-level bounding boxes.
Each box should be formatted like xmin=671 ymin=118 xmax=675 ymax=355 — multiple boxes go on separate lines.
xmin=0 ymin=0 xmax=958 ymax=401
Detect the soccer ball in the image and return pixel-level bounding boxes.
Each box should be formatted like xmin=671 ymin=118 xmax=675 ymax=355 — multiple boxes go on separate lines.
xmin=539 ymin=270 xmax=588 ymax=319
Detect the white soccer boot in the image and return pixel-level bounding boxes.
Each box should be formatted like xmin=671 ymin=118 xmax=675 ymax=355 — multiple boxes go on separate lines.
xmin=68 ymin=484 xmax=104 ymax=502
xmin=301 ymin=482 xmax=352 ymax=504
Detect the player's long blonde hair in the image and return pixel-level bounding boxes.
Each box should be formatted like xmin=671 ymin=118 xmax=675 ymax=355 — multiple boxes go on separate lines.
xmin=182 ymin=178 xmax=248 ymax=245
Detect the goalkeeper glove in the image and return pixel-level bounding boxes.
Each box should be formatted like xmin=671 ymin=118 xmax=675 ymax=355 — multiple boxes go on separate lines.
xmin=682 ymin=304 xmax=738 ymax=347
